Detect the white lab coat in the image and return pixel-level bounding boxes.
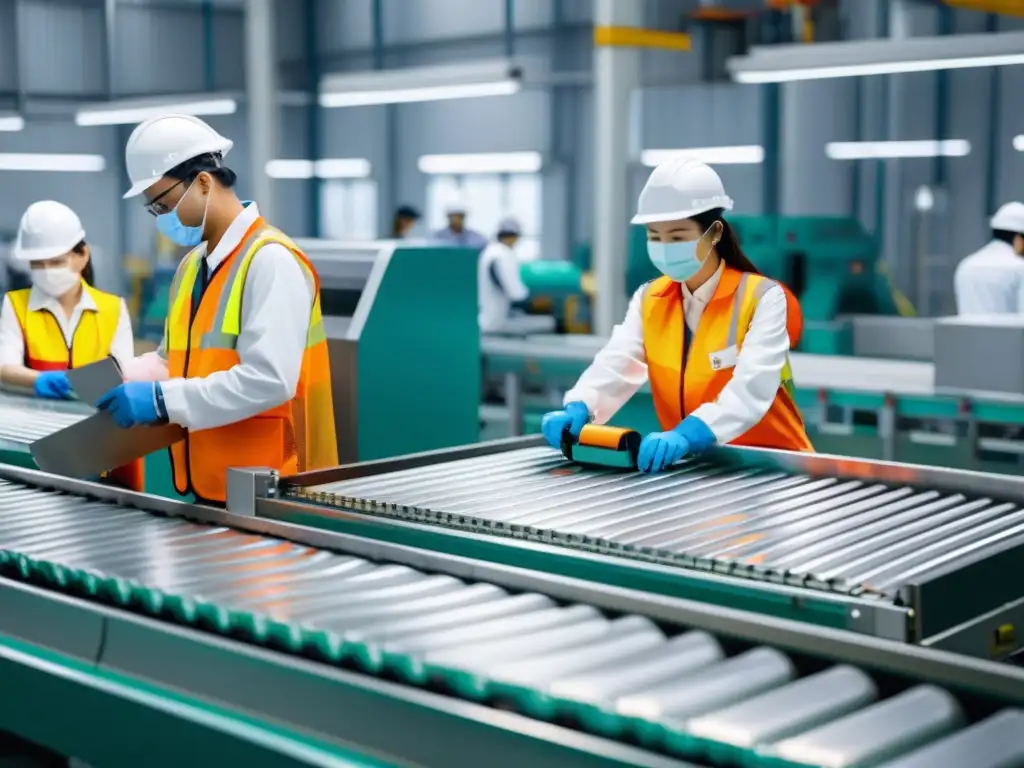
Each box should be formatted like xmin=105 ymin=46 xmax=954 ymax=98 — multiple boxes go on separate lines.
xmin=478 ymin=240 xmax=530 ymax=333
xmin=0 ymin=285 xmax=134 ymax=372
xmin=121 ymin=203 xmax=313 ymax=432
xmin=953 ymin=240 xmax=1024 ymax=315
xmin=563 ymin=262 xmax=791 ymax=445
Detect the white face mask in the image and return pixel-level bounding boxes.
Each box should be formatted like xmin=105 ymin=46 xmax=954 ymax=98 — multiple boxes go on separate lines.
xmin=31 ymin=267 xmax=81 ymax=298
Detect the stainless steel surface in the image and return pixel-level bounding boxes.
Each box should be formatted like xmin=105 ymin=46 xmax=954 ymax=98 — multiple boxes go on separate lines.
xmin=292 ymin=445 xmax=1024 ymax=599
xmin=1 ymin=472 xmax=1019 ymax=765
xmin=225 ymin=467 xmax=278 ymax=517
xmin=0 ymin=400 xmax=84 ymax=444
xmin=935 ymin=316 xmax=1024 ymax=397
xmin=767 ymin=686 xmax=964 ymax=768
xmin=850 ymin=316 xmax=935 ymax=362
xmin=30 ymin=412 xmax=183 ymax=479
xmin=65 ymin=356 xmax=122 ymax=406
xmin=877 ymin=710 xmax=1024 ymax=768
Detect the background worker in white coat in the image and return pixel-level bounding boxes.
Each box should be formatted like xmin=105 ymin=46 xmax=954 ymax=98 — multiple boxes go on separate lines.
xmin=954 ymin=202 xmax=1024 ymax=315
xmin=478 ymin=216 xmax=532 ymax=333
xmin=541 ymin=159 xmax=811 ymax=473
xmin=106 ymin=114 xmax=338 ymax=505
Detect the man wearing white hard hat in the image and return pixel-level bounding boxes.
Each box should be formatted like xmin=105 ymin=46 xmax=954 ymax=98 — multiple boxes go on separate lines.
xmin=104 ymin=114 xmax=338 ymax=506
xmin=0 ymin=201 xmax=143 ymax=490
xmin=434 ymin=197 xmax=487 ymax=250
xmin=541 ymin=158 xmax=811 ymax=473
xmin=478 ymin=215 xmax=533 ymax=333
xmin=954 ymin=202 xmax=1024 ymax=315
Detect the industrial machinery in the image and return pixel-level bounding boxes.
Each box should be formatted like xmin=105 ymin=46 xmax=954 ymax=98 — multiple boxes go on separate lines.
xmin=1 ymin=462 xmax=1023 ymax=767
xmin=294 ymin=239 xmax=480 ymax=461
xmin=233 ymin=436 xmax=1024 ymax=662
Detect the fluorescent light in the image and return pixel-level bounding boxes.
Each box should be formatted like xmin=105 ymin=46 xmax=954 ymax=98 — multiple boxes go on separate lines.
xmin=418 ymin=151 xmax=543 ymax=175
xmin=735 ymin=54 xmax=1024 ymax=82
xmin=75 ymin=97 xmax=237 ymax=126
xmin=0 ymin=115 xmax=24 ymax=132
xmin=641 ymin=146 xmax=765 ymax=166
xmin=0 ymin=153 xmax=106 ymax=172
xmin=320 ymin=59 xmax=522 ymax=109
xmin=1014 ymin=135 xmax=1024 ymax=152
xmin=825 ymin=140 xmax=971 ymax=160
xmin=265 ymin=158 xmax=372 ymax=179
xmin=321 ymin=80 xmax=519 ymax=108
xmin=729 ymin=31 xmax=1024 ymax=83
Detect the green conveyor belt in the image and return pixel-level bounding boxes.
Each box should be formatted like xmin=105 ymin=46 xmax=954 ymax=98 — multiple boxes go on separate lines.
xmin=1 ymin=473 xmax=1023 ymax=768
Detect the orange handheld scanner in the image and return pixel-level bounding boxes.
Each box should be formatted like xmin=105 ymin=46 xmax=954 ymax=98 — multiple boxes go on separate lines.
xmin=561 ymin=425 xmax=642 ymax=470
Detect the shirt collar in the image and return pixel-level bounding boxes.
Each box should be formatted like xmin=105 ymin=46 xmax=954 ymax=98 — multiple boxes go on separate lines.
xmin=203 ymin=201 xmax=260 ymax=270
xmin=27 ymin=282 xmax=95 ymax=313
xmin=681 ymin=260 xmax=725 ymax=304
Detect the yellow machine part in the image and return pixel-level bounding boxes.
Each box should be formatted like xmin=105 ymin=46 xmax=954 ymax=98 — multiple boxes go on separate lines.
xmin=943 ymin=0 xmax=1024 ymax=15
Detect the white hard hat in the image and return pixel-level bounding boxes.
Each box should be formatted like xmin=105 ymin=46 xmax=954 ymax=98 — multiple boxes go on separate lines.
xmin=497 ymin=216 xmax=522 ymax=235
xmin=122 ymin=114 xmax=233 ymax=199
xmin=632 ymin=158 xmax=734 ymax=225
xmin=445 ymin=197 xmax=467 ymax=215
xmin=990 ymin=202 xmax=1024 ymax=234
xmin=13 ymin=201 xmax=86 ymax=262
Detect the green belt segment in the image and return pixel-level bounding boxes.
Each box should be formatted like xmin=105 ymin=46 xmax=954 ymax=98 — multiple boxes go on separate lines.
xmin=0 ymin=478 xmax=1022 ymax=767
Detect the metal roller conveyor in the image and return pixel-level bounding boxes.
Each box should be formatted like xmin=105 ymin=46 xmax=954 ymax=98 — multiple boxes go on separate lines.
xmin=0 ymin=397 xmax=85 ymax=444
xmin=1 ymin=468 xmax=1023 ymax=768
xmin=262 ymin=438 xmax=1024 ymax=654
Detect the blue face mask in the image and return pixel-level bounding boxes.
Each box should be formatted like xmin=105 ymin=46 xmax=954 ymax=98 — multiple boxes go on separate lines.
xmin=648 ymin=240 xmax=702 ymax=282
xmin=155 ymin=180 xmax=208 ymax=247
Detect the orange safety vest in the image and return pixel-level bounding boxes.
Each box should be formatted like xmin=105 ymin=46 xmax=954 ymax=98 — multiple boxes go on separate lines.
xmin=8 ymin=283 xmax=145 ymax=491
xmin=641 ymin=265 xmax=813 ymax=452
xmin=164 ymin=218 xmax=338 ymax=503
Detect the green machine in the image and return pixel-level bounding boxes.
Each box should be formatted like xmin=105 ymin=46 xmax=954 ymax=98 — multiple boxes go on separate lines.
xmin=522 ymin=217 xmax=907 ymax=352
xmin=297 ymin=239 xmax=480 ymax=462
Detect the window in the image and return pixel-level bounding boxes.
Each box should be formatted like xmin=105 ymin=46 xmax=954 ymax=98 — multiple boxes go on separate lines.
xmin=319 ymin=179 xmax=379 ymax=241
xmin=426 ymin=173 xmax=542 ymax=261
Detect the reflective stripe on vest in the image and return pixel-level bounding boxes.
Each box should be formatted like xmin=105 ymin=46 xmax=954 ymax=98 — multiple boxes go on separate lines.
xmin=730 ymin=273 xmax=797 ymax=400
xmin=7 ymin=284 xmax=120 ymax=370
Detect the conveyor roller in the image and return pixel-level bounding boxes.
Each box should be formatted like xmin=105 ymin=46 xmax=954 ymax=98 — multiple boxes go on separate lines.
xmin=1 ymin=473 xmax=1023 ymax=767
xmin=288 ymin=446 xmax=1024 ymax=601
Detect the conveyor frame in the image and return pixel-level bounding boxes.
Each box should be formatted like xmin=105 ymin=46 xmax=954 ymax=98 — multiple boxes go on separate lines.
xmin=2 ymin=463 xmax=1024 ymax=767
xmin=244 ymin=436 xmax=1024 ymax=657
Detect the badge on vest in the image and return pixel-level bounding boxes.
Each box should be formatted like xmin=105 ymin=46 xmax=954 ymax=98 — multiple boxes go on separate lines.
xmin=709 ymin=345 xmax=739 ymax=371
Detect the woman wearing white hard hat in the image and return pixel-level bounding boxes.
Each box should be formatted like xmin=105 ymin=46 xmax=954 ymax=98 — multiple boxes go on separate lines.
xmin=0 ymin=200 xmax=143 ymax=490
xmin=104 ymin=114 xmax=338 ymax=506
xmin=542 ymin=158 xmax=812 ymax=473
xmin=954 ymin=201 xmax=1024 ymax=315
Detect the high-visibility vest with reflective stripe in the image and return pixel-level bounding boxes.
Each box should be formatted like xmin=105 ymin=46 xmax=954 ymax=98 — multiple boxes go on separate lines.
xmin=640 ymin=266 xmax=813 ymax=452
xmin=164 ymin=218 xmax=338 ymax=502
xmin=7 ymin=284 xmax=145 ymax=491
xmin=8 ymin=283 xmax=120 ymax=371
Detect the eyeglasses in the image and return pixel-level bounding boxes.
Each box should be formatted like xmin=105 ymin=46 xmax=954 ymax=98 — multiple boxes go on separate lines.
xmin=143 ymin=179 xmax=185 ymax=217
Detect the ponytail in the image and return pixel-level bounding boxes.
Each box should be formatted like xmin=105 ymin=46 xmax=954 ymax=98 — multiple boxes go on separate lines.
xmin=691 ymin=209 xmax=761 ymax=275
xmin=72 ymin=240 xmax=94 ymax=286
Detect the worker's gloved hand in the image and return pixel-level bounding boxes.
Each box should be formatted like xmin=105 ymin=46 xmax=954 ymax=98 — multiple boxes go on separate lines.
xmin=638 ymin=416 xmax=717 ymax=473
xmin=34 ymin=371 xmax=71 ymax=399
xmin=541 ymin=401 xmax=590 ymax=450
xmin=97 ymin=382 xmax=165 ymax=428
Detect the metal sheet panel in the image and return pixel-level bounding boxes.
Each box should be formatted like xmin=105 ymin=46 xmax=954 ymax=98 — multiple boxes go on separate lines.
xmin=17 ymin=0 xmax=105 ymax=95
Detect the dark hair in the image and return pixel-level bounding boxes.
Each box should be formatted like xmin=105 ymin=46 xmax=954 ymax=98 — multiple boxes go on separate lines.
xmin=993 ymin=229 xmax=1022 ymax=245
xmin=71 ymin=240 xmax=93 ymax=286
xmin=164 ymin=152 xmax=238 ymax=189
xmin=391 ymin=205 xmax=421 ymax=236
xmin=497 ymin=230 xmax=519 ymax=241
xmin=690 ymin=208 xmax=761 ymax=274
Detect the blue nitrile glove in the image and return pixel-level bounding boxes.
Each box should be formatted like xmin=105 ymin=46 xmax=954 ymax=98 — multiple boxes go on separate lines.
xmin=637 ymin=416 xmax=717 ymax=474
xmin=540 ymin=401 xmax=590 ymax=450
xmin=34 ymin=371 xmax=71 ymax=399
xmin=97 ymin=382 xmax=166 ymax=428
